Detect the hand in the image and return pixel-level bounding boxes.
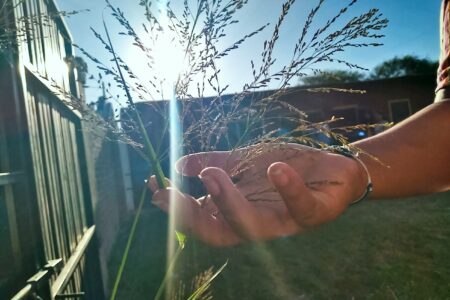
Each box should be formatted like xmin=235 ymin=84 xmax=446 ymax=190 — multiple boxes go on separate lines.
xmin=148 ymin=144 xmax=368 ymax=246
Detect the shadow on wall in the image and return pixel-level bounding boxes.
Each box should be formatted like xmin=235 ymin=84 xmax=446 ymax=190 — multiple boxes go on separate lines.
xmin=82 ymin=123 xmax=129 ymax=295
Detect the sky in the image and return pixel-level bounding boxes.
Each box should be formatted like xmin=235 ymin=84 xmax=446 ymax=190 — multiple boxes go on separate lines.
xmin=56 ymin=0 xmax=442 ymax=103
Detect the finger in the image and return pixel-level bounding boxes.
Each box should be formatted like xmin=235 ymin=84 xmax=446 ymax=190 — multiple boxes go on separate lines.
xmin=148 ymin=176 xmax=159 ymax=192
xmin=152 ymin=187 xmax=241 ymax=246
xmin=200 ymin=167 xmax=263 ymax=240
xmin=176 ymin=150 xmax=242 ymax=176
xmin=148 ymin=175 xmax=172 ymax=192
xmin=198 ymin=195 xmax=219 ymax=215
xmin=268 ymin=162 xmax=331 ymax=227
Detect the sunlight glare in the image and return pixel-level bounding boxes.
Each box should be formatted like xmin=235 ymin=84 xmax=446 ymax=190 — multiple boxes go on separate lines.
xmin=152 ymin=34 xmax=185 ymax=84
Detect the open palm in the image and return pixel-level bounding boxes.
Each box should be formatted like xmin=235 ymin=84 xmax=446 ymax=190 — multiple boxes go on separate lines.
xmin=149 ymin=144 xmax=367 ymax=246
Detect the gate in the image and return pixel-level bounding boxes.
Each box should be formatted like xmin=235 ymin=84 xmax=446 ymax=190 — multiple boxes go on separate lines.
xmin=1 ymin=58 xmax=104 ymax=299
xmin=0 ymin=0 xmax=105 ymax=296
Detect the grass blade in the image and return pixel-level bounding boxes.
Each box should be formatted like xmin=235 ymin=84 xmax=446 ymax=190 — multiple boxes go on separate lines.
xmin=102 ymin=18 xmax=167 ymax=189
xmin=187 ymin=261 xmax=228 ymax=300
xmin=110 ymin=186 xmax=147 ymax=300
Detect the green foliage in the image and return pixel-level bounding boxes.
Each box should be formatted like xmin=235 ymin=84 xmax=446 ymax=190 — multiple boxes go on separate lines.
xmin=187 ymin=262 xmax=228 ymax=300
xmin=299 ymin=69 xmax=366 ymax=86
xmin=299 ymin=55 xmax=438 ymax=86
xmin=370 ymin=55 xmax=438 ymax=79
xmin=110 ymin=187 xmax=148 ymax=300
xmin=175 ymin=231 xmax=187 ymax=250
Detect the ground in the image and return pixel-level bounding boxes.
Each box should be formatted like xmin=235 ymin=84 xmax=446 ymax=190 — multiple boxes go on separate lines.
xmin=109 ymin=191 xmax=450 ymax=300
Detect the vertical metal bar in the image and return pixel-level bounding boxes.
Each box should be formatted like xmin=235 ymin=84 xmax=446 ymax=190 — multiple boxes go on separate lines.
xmin=25 ymin=87 xmax=55 ymax=260
xmin=64 ymin=118 xmax=83 ymax=240
xmin=3 ymin=183 xmax=23 ymax=270
xmin=65 ymin=116 xmax=82 ymax=239
xmin=58 ymin=32 xmax=68 ymax=91
xmin=21 ymin=0 xmax=34 ymax=64
xmin=36 ymin=94 xmax=69 ymax=262
xmin=69 ymin=121 xmax=87 ymax=230
xmin=73 ymin=119 xmax=95 ymax=228
xmin=26 ymin=0 xmax=38 ymax=67
xmin=56 ymin=112 xmax=78 ymax=248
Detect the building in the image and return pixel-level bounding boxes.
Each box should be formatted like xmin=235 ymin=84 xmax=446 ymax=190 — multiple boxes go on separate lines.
xmin=279 ymin=75 xmax=435 ymax=140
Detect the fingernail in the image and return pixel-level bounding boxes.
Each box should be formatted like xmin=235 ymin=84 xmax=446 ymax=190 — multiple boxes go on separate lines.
xmin=270 ymin=166 xmax=289 ymax=186
xmin=200 ymin=175 xmax=220 ymax=197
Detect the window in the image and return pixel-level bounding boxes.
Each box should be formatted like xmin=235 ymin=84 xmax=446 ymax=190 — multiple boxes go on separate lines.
xmin=389 ymin=99 xmax=411 ymax=123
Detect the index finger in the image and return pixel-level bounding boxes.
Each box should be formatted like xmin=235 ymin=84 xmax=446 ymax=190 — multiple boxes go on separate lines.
xmin=152 ymin=187 xmax=242 ymax=246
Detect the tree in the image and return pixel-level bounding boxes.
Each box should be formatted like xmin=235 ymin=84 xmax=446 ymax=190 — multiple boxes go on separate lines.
xmin=299 ymin=70 xmax=366 ymax=86
xmin=370 ymin=55 xmax=438 ymax=79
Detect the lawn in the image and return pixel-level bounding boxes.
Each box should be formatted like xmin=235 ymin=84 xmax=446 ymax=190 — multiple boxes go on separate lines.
xmin=108 ymin=191 xmax=450 ymax=300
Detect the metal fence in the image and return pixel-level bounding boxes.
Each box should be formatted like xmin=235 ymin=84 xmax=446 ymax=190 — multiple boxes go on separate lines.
xmin=0 ymin=0 xmax=105 ymax=295
xmin=1 ymin=64 xmax=104 ymax=299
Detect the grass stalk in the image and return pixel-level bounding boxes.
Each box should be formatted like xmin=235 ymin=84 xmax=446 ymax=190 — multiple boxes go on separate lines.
xmin=110 ymin=186 xmax=147 ymax=300
xmin=187 ymin=261 xmax=228 ymax=300
xmin=104 ymin=16 xmax=172 ymax=300
xmin=153 ymin=246 xmax=183 ymax=300
xmin=102 ymin=18 xmax=167 ymax=189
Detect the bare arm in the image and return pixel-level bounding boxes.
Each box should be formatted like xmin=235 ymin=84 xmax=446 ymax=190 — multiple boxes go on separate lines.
xmin=354 ymin=100 xmax=450 ymax=199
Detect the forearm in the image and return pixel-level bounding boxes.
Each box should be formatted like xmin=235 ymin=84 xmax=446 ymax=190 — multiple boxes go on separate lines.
xmin=352 ymin=100 xmax=450 ymax=199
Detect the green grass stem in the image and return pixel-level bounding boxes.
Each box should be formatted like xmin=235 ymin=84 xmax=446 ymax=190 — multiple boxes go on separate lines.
xmin=102 ymin=19 xmax=167 ymax=189
xmin=110 ymin=186 xmax=147 ymax=300
xmin=153 ymin=246 xmax=183 ymax=300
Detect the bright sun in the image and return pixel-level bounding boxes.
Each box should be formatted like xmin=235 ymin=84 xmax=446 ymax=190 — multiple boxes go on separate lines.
xmin=125 ymin=7 xmax=186 ymax=99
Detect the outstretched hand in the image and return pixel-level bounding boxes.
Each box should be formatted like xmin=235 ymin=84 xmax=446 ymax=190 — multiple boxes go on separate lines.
xmin=148 ymin=144 xmax=368 ymax=246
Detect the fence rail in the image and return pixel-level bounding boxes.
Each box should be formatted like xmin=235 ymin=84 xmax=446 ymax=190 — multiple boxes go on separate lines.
xmin=52 ymin=226 xmax=95 ymax=299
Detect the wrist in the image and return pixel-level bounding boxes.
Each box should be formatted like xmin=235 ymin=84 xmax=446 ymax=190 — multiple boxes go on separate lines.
xmin=324 ymin=145 xmax=373 ymax=205
xmin=349 ymin=155 xmax=373 ymax=205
